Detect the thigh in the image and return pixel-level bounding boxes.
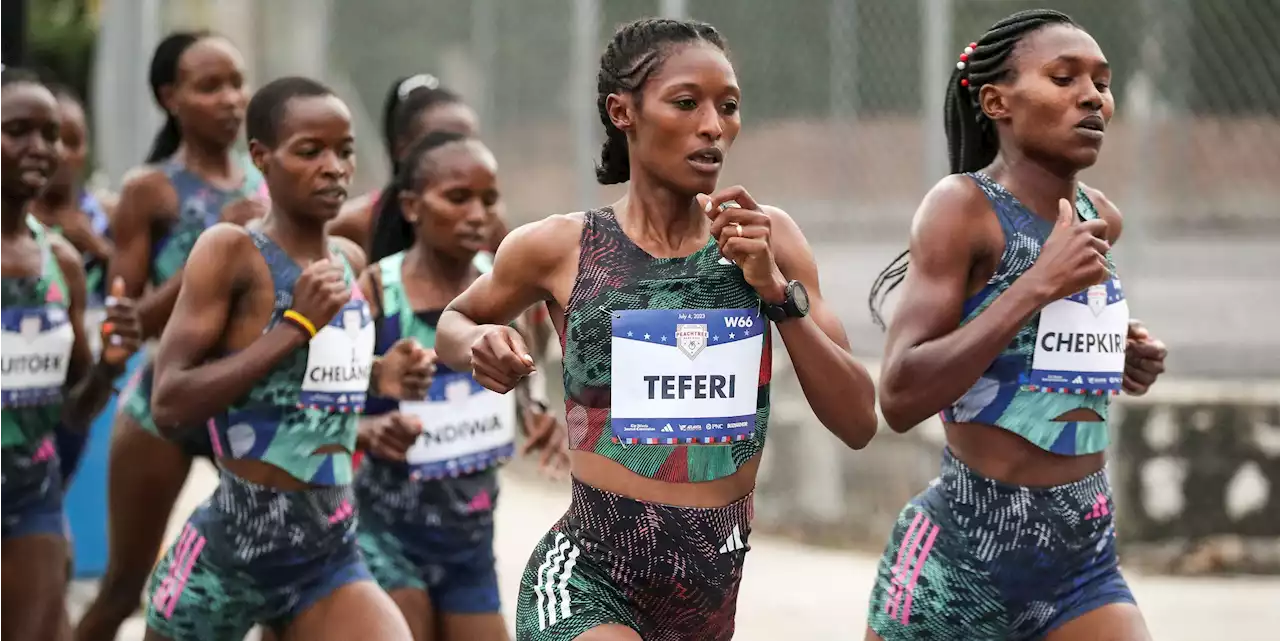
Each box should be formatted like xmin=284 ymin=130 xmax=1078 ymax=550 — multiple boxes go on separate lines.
xmin=145 ymin=521 xmax=256 ymax=641
xmin=106 ymin=414 xmax=193 ymax=567
xmin=440 ymin=612 xmax=508 ymax=641
xmin=1042 ymin=603 xmax=1150 ymax=641
xmin=2 ymin=533 xmax=68 ymax=641
xmin=571 ymin=625 xmax=642 ymax=641
xmin=514 ymin=530 xmax=633 ymax=641
xmin=865 ymin=496 xmax=1008 ymax=641
xmin=388 ymin=588 xmax=435 ymax=641
xmin=282 ymin=580 xmax=412 ymax=641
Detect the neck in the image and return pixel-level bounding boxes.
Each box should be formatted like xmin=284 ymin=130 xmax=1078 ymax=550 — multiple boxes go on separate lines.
xmin=34 ymin=182 xmax=76 ymax=211
xmin=1 ymin=196 xmax=29 ymax=238
xmin=176 ymin=139 xmax=236 ymax=181
xmin=617 ymin=168 xmax=707 ymax=252
xmin=404 ymin=243 xmax=475 ymax=284
xmin=988 ymin=149 xmax=1078 ymax=220
xmin=261 ymin=207 xmax=329 ymax=262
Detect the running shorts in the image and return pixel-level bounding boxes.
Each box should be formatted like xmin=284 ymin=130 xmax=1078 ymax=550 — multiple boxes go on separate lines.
xmin=1 ymin=436 xmax=64 ymax=540
xmin=866 ymin=448 xmax=1135 ymax=640
xmin=515 ymin=479 xmax=753 ymax=641
xmin=145 ymin=473 xmax=370 ymax=640
xmin=355 ymin=461 xmax=501 ymax=614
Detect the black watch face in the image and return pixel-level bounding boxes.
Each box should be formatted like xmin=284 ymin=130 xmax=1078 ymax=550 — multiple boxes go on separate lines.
xmin=791 ymin=281 xmax=810 ymax=315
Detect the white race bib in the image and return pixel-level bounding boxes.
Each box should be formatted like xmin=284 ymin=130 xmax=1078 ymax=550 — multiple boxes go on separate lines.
xmin=1 ymin=306 xmax=74 ymax=407
xmin=610 ymin=308 xmax=763 ymax=445
xmin=401 ymin=368 xmax=517 ymax=480
xmin=1029 ymin=277 xmax=1129 ymax=395
xmin=299 ymin=300 xmax=376 ymax=412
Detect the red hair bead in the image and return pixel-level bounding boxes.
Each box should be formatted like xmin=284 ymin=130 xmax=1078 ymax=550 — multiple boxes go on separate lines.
xmin=960 ymin=78 xmax=969 ymax=87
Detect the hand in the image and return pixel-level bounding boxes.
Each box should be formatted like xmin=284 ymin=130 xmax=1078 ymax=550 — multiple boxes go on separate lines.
xmin=470 ymin=325 xmax=535 ymax=394
xmin=1026 ymin=198 xmax=1111 ymax=302
xmin=219 ymin=197 xmax=268 ymax=226
xmin=520 ymin=403 xmax=570 ymax=480
xmin=375 ymin=339 xmax=435 ymax=400
xmin=1124 ymin=319 xmax=1167 ymax=396
xmin=100 ymin=277 xmax=142 ymax=367
xmin=696 ymin=186 xmax=788 ymax=305
xmin=358 ymin=412 xmax=424 ymax=461
xmin=290 ymin=258 xmax=350 ymax=329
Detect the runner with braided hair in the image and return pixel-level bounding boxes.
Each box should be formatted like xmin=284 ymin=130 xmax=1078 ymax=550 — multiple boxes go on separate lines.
xmin=866 ymin=9 xmax=1166 ymax=641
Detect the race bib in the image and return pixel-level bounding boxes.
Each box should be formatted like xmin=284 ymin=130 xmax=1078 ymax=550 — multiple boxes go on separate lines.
xmin=401 ymin=368 xmax=517 ymax=480
xmin=610 ymin=308 xmax=763 ymax=445
xmin=1028 ymin=277 xmax=1129 ymax=395
xmin=298 ymin=300 xmax=376 ymax=412
xmin=1 ymin=306 xmax=74 ymax=407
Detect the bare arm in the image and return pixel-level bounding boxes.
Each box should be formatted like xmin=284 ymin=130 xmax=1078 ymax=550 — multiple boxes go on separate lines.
xmin=437 ymin=215 xmax=576 ymax=372
xmin=150 ymin=224 xmax=309 ymax=429
xmin=107 ymin=170 xmax=178 ymax=338
xmin=878 ymin=176 xmax=1057 ymax=432
xmin=52 ymin=239 xmax=122 ymax=430
xmin=766 ymin=206 xmax=879 ymax=448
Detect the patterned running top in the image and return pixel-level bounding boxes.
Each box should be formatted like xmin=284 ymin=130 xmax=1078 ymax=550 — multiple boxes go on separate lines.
xmin=561 ymin=207 xmax=772 ymax=483
xmin=942 ymin=173 xmax=1127 ymax=456
xmin=206 ymin=229 xmax=374 ymax=485
xmin=2 ymin=216 xmax=73 ymax=448
xmin=364 ymin=250 xmax=514 ymax=481
xmin=151 ymin=155 xmax=265 ymax=286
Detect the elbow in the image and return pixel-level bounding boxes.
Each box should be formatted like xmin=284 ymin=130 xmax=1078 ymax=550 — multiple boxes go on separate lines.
xmin=879 ymin=390 xmax=926 ymax=434
xmin=819 ymin=390 xmax=879 ymax=450
xmin=149 ymin=378 xmax=185 ymax=431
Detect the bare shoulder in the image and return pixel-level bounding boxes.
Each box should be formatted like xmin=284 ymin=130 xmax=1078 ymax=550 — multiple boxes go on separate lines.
xmin=329 ymin=234 xmax=368 ymax=274
xmin=1080 ymin=182 xmax=1124 ymax=243
xmin=191 ymin=223 xmax=257 ymax=266
xmin=117 ymin=165 xmax=177 ymax=218
xmin=493 ymin=211 xmax=585 ymax=269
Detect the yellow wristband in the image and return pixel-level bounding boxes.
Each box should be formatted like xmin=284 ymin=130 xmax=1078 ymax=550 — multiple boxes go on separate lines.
xmin=283 ymin=309 xmax=318 ymax=338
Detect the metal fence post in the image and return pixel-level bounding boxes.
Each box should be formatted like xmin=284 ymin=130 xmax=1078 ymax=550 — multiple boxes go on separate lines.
xmin=572 ymin=0 xmax=601 ymax=212
xmin=920 ymin=0 xmax=953 ymax=187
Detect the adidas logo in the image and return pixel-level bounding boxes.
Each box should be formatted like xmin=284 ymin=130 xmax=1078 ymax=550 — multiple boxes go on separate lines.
xmin=661 ymin=424 xmax=674 ymax=433
xmin=1072 ymin=376 xmax=1084 ymax=385
xmin=718 ymin=525 xmax=746 ymax=554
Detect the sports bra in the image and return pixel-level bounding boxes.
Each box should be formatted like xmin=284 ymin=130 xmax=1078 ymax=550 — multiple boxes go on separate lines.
xmin=942 ymin=173 xmax=1128 ymax=455
xmin=206 ymin=229 xmax=374 ymax=484
xmin=1 ymin=216 xmax=74 ymax=448
xmin=560 ymin=207 xmax=771 ymax=483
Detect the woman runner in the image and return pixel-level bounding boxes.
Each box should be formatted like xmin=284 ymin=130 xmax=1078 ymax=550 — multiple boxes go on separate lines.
xmin=329 ymin=74 xmax=499 ymax=253
xmin=1 ymin=66 xmax=142 ymax=641
xmin=865 ymin=10 xmax=1167 ymax=641
xmin=143 ymin=76 xmax=432 ymax=641
xmin=355 ymin=130 xmax=567 ymax=641
xmin=436 ymin=18 xmax=879 ymax=641
xmin=30 ymin=83 xmax=117 ymax=484
xmin=75 ymin=31 xmax=267 ymax=641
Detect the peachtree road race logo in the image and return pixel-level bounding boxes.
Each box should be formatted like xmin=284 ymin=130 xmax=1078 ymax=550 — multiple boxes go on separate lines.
xmin=676 ymin=323 xmax=708 ymax=360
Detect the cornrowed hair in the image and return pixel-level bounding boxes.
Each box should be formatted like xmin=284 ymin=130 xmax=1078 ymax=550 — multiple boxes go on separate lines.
xmin=595 ymin=17 xmax=725 ymax=185
xmin=867 ymin=9 xmax=1078 ymax=330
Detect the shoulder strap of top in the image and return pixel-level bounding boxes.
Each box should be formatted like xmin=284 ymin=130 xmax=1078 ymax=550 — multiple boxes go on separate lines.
xmin=377 ymin=251 xmax=407 ymax=319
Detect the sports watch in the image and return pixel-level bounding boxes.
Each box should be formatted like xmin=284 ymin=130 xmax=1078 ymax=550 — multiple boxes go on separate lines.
xmin=762 ymin=280 xmax=810 ymax=322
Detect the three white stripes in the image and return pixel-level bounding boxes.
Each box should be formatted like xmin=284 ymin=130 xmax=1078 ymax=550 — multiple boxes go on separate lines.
xmin=718 ymin=525 xmax=746 ymax=553
xmin=535 ymin=533 xmax=581 ymax=631
xmin=533 ymin=526 xmax=745 ymax=632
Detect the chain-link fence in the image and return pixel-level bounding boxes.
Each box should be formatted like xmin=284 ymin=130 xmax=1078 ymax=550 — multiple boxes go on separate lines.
xmin=92 ymin=0 xmax=1280 ymax=377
